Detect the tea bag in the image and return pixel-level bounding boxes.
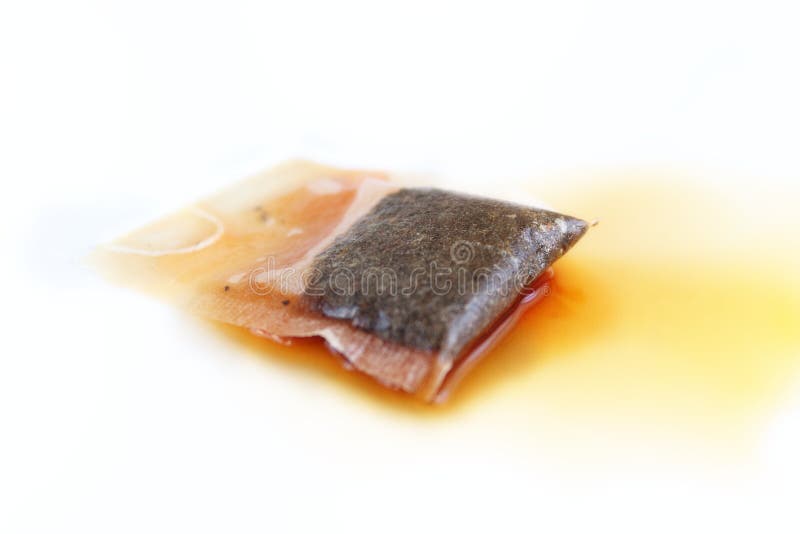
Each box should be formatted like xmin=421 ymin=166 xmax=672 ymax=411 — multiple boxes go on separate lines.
xmin=93 ymin=160 xmax=587 ymax=401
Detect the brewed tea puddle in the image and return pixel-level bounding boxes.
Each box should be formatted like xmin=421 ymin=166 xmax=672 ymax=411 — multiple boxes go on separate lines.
xmin=208 ymin=173 xmax=800 ymax=462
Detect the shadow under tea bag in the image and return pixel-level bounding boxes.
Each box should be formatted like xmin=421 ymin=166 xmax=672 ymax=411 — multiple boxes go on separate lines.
xmin=93 ymin=160 xmax=588 ymax=402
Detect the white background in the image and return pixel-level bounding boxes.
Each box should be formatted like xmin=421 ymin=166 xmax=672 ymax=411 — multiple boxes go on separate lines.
xmin=2 ymin=1 xmax=800 ymax=533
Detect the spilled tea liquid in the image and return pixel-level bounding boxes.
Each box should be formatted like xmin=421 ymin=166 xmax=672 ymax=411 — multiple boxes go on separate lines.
xmin=206 ymin=170 xmax=800 ymax=464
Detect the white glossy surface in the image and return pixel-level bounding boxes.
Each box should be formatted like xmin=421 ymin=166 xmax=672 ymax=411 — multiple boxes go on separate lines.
xmin=2 ymin=1 xmax=800 ymax=533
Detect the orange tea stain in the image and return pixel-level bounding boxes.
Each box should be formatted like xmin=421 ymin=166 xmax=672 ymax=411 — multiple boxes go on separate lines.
xmin=205 ymin=174 xmax=800 ymax=456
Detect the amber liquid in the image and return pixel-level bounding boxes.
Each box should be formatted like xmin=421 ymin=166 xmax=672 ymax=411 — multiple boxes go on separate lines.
xmin=208 ymin=173 xmax=800 ymax=463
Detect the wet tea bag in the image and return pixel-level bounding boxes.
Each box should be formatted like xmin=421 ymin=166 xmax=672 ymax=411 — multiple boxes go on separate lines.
xmin=93 ymin=160 xmax=587 ymax=401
